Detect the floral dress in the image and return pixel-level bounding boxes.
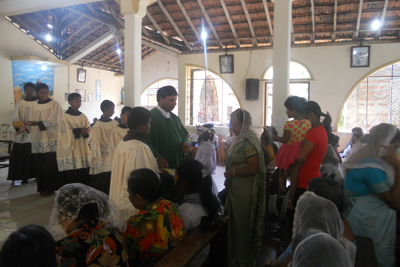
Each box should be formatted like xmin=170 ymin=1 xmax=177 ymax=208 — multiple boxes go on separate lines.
xmin=56 ymin=220 xmax=128 ymax=267
xmin=123 ymin=199 xmax=187 ymax=266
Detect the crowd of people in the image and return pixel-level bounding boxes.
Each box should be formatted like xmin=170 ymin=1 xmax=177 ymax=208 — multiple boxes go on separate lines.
xmin=1 ymin=83 xmax=399 ymax=267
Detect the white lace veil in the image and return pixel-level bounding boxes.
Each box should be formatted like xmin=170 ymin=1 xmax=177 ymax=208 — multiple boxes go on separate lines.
xmin=292 ymin=230 xmax=352 ymax=267
xmin=342 ymin=123 xmax=398 ymax=185
xmin=48 ymin=183 xmax=126 ymax=241
xmin=293 ymin=193 xmax=356 ymax=265
xmin=227 ymin=109 xmax=257 ymax=157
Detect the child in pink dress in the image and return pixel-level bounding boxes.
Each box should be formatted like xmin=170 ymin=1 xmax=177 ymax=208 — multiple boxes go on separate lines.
xmin=267 ymin=96 xmax=311 ymax=194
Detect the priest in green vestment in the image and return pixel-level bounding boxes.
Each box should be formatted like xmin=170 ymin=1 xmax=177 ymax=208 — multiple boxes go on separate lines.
xmin=145 ymin=86 xmax=190 ymax=170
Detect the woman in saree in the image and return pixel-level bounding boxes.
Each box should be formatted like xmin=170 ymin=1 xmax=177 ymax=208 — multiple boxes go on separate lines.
xmin=224 ymin=108 xmax=266 ymax=267
xmin=343 ymin=123 xmax=400 ymax=267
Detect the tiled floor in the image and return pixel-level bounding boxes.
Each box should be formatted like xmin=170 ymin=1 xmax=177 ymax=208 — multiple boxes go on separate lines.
xmin=0 ymin=165 xmax=278 ymax=265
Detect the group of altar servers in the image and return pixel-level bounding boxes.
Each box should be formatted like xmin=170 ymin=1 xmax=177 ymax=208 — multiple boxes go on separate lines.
xmin=8 ymin=82 xmax=156 ymax=206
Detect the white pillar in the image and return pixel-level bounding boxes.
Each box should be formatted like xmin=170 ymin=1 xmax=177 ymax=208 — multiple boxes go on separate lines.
xmin=272 ymin=0 xmax=292 ymax=133
xmin=124 ymin=14 xmax=142 ymax=107
xmin=120 ymin=0 xmax=152 ymax=107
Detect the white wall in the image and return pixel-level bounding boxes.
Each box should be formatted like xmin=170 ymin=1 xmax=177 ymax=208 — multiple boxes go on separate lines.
xmin=178 ymin=44 xmax=400 ymax=131
xmin=55 ymin=65 xmax=124 ymax=122
xmin=141 ymin=51 xmax=178 ymax=93
xmin=0 ymin=17 xmax=57 ymax=127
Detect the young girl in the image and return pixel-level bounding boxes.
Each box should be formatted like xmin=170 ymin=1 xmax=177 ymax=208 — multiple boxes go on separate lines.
xmin=123 ymin=168 xmax=186 ymax=266
xmin=267 ymin=96 xmax=311 ymax=192
xmin=195 ymin=132 xmax=217 ymax=174
xmin=175 ymin=159 xmax=221 ymax=267
xmin=109 ymin=107 xmax=159 ymax=219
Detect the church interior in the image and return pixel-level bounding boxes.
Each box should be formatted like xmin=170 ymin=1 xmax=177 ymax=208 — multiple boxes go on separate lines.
xmin=0 ymin=0 xmax=400 ymax=266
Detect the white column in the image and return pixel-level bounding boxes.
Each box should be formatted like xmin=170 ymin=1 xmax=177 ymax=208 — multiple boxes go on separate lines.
xmin=272 ymin=0 xmax=292 ymax=133
xmin=124 ymin=14 xmax=142 ymax=107
xmin=177 ymin=55 xmax=186 ymax=124
xmin=120 ymin=0 xmax=152 ymax=107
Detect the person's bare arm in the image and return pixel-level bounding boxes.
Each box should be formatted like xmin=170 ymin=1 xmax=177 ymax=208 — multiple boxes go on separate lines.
xmin=224 ymin=155 xmax=260 ymax=188
xmin=378 ymin=145 xmax=400 ymax=210
xmin=272 ymin=129 xmax=291 ymax=144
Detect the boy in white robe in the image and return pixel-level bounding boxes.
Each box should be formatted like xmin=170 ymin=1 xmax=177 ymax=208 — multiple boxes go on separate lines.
xmin=109 ymin=107 xmax=159 ymax=219
xmin=108 ymin=106 xmax=132 ymax=161
xmin=7 ymin=82 xmax=37 ymax=185
xmin=89 ymin=100 xmax=118 ymax=194
xmin=26 ymin=83 xmax=63 ymax=196
xmin=56 ymin=93 xmax=91 ymax=185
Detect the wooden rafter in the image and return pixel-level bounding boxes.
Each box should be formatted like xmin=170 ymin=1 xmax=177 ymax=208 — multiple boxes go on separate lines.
xmin=291 ymin=18 xmax=295 ymax=43
xmin=87 ymin=42 xmax=116 ymax=61
xmin=176 ymin=0 xmax=200 ymax=41
xmin=103 ymin=53 xmax=120 ymax=65
xmin=62 ymin=24 xmax=103 ymax=53
xmin=12 ymin=16 xmax=46 ymax=43
xmin=196 ymin=0 xmax=224 ymax=49
xmin=65 ymin=6 xmax=116 ymax=27
xmin=62 ymin=20 xmax=95 ymax=44
xmin=101 ymin=1 xmax=124 ymax=27
xmin=332 ymin=0 xmax=338 ymax=42
xmin=219 ymin=0 xmax=240 ymax=48
xmin=142 ymin=26 xmax=150 ymax=37
xmin=310 ymin=0 xmax=315 ymax=42
xmin=27 ymin=16 xmax=47 ymax=32
xmin=85 ymin=3 xmax=98 ymax=16
xmin=156 ymin=0 xmax=192 ymax=50
xmin=376 ymin=0 xmax=389 ymax=38
xmin=146 ymin=10 xmax=170 ymax=45
xmin=62 ymin=15 xmax=84 ymax=32
xmin=240 ymin=0 xmax=258 ymax=46
xmin=354 ymin=0 xmax=364 ymax=39
xmin=261 ymin=0 xmax=273 ymax=40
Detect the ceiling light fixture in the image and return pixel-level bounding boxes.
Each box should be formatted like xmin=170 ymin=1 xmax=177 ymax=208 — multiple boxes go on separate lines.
xmin=47 ymin=24 xmax=53 ymax=29
xmin=42 ymin=65 xmax=47 ymax=70
xmin=117 ymin=48 xmax=121 ymax=55
xmin=201 ymin=30 xmax=207 ymax=40
xmin=372 ymin=20 xmax=380 ymax=30
xmin=46 ymin=34 xmax=52 ymax=41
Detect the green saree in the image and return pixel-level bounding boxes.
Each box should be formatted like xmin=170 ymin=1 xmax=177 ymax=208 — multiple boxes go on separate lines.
xmin=225 ymin=135 xmax=266 ymax=267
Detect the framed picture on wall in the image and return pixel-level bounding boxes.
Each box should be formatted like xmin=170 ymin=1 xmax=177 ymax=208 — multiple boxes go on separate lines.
xmin=76 ymin=89 xmax=86 ymax=102
xmin=77 ymin=69 xmax=86 ymax=83
xmin=88 ymin=93 xmax=93 ymax=102
xmin=220 ymin=54 xmax=234 ymax=74
xmin=351 ymin=45 xmax=370 ymax=68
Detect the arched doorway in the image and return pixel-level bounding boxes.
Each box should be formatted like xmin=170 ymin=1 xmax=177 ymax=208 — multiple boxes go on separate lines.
xmin=141 ymin=78 xmax=178 ymax=116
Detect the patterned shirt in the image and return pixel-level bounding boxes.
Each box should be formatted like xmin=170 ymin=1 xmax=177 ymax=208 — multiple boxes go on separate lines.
xmin=56 ymin=220 xmax=128 ymax=267
xmin=124 ymin=199 xmax=186 ymax=266
xmin=283 ymin=119 xmax=312 ymax=145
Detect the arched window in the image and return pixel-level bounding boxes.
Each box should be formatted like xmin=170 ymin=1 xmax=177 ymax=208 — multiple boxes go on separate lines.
xmin=141 ymin=79 xmax=178 ymax=116
xmin=263 ymin=61 xmax=312 ymax=125
xmin=186 ymin=66 xmax=240 ymax=126
xmin=338 ymin=62 xmax=400 ymax=132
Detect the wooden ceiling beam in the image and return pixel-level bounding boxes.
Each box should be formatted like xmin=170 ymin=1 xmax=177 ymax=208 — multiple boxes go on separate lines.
xmin=103 ymin=54 xmax=120 ymax=65
xmin=142 ymin=26 xmax=150 ymax=37
xmin=146 ymin=10 xmax=170 ymax=45
xmin=61 ymin=23 xmax=101 ymax=53
xmin=12 ymin=16 xmax=47 ymax=43
xmin=332 ymin=0 xmax=338 ymax=42
xmin=101 ymin=1 xmax=124 ymax=27
xmin=156 ymin=0 xmax=192 ymax=51
xmin=375 ymin=0 xmax=389 ymax=38
xmin=27 ymin=16 xmax=47 ymax=32
xmin=219 ymin=0 xmax=240 ymax=48
xmin=62 ymin=20 xmax=95 ymax=44
xmin=240 ymin=0 xmax=258 ymax=46
xmin=310 ymin=0 xmax=315 ymax=43
xmin=85 ymin=3 xmax=98 ymax=16
xmin=86 ymin=41 xmax=116 ymax=61
xmin=354 ymin=0 xmax=364 ymax=39
xmin=196 ymin=0 xmax=224 ymax=49
xmin=261 ymin=0 xmax=273 ymax=42
xmin=62 ymin=15 xmax=84 ymax=32
xmin=65 ymin=6 xmax=117 ymax=27
xmin=176 ymin=0 xmax=201 ymax=41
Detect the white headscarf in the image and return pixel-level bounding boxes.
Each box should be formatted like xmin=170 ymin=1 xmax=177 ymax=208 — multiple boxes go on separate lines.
xmin=292 ymin=230 xmax=352 ymax=267
xmin=227 ymin=108 xmax=257 ymax=157
xmin=342 ymin=123 xmax=398 ymax=186
xmin=48 ymin=183 xmax=125 ymax=240
xmin=293 ymin=193 xmax=356 ymax=265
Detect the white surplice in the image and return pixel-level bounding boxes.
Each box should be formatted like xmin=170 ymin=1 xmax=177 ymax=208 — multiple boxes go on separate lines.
xmin=89 ymin=120 xmax=118 ymax=175
xmin=12 ymin=99 xmax=36 ymax=144
xmin=56 ymin=113 xmax=91 ymax=172
xmin=109 ymin=139 xmax=159 ymax=219
xmin=30 ymin=100 xmax=63 ymax=154
xmin=108 ymin=125 xmax=129 ymax=161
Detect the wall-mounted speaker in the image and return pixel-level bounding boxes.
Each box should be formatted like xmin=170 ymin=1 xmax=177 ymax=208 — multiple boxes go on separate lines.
xmin=246 ymin=78 xmax=259 ymax=100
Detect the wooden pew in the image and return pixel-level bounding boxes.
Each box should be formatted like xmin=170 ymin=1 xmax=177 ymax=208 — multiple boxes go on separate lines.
xmin=354 ymin=236 xmax=379 ymax=267
xmin=154 ymin=215 xmax=230 ymax=267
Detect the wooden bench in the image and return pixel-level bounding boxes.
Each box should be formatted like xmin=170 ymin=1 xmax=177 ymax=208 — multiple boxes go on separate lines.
xmin=154 ymin=215 xmax=230 ymax=267
xmin=354 ymin=235 xmax=379 ymax=267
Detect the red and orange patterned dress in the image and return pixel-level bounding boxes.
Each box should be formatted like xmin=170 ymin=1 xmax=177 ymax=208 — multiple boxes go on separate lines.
xmin=123 ymin=199 xmax=187 ymax=266
xmin=56 ymin=220 xmax=128 ymax=267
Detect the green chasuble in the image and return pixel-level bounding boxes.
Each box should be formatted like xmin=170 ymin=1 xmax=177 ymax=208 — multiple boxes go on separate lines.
xmin=145 ymin=108 xmax=189 ymax=169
